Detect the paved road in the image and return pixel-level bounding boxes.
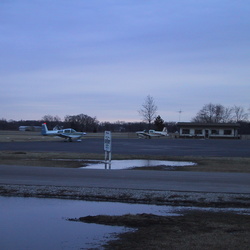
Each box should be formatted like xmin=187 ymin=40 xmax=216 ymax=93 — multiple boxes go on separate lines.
xmin=0 ymin=165 xmax=250 ymax=194
xmin=1 ymin=138 xmax=250 ymax=157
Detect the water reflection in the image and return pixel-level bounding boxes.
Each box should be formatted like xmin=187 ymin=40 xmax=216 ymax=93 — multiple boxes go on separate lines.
xmin=1 ymin=196 xmax=250 ymax=249
xmin=83 ymin=159 xmax=196 ymax=170
xmin=0 ymin=196 xmax=179 ymax=249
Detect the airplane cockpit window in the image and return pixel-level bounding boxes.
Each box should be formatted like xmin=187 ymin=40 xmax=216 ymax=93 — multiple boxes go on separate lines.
xmin=64 ymin=129 xmax=71 ymax=133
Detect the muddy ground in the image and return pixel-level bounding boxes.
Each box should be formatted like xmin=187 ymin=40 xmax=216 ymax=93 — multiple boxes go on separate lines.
xmin=67 ymin=212 xmax=250 ymax=250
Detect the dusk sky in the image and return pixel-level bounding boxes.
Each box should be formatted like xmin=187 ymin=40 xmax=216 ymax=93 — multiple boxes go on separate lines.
xmin=1 ymin=0 xmax=249 ymax=122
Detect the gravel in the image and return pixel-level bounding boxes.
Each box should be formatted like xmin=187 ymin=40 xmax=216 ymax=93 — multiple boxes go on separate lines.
xmin=1 ymin=184 xmax=249 ymax=208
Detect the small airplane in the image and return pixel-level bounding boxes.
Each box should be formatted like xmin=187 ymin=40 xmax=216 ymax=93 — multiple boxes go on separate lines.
xmin=41 ymin=123 xmax=86 ymax=142
xmin=136 ymin=127 xmax=168 ymax=139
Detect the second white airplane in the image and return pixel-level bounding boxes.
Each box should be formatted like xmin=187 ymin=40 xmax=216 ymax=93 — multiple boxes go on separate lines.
xmin=136 ymin=127 xmax=168 ymax=139
xmin=41 ymin=123 xmax=86 ymax=142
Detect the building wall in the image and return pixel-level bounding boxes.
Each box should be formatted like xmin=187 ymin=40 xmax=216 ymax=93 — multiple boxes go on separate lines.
xmin=179 ymin=127 xmax=239 ymax=139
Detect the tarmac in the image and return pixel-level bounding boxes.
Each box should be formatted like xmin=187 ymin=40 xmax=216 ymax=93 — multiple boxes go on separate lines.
xmin=1 ymin=138 xmax=250 ymax=157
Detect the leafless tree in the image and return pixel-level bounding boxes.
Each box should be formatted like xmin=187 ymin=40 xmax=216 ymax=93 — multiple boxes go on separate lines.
xmin=138 ymin=95 xmax=158 ymax=126
xmin=192 ymin=103 xmax=233 ymax=123
xmin=192 ymin=103 xmax=249 ymax=123
xmin=64 ymin=114 xmax=99 ymax=132
xmin=232 ymin=105 xmax=248 ymax=122
xmin=221 ymin=106 xmax=233 ymax=122
xmin=42 ymin=115 xmax=61 ymax=122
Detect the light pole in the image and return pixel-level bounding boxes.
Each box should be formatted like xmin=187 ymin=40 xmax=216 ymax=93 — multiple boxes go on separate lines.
xmin=178 ymin=110 xmax=182 ymax=122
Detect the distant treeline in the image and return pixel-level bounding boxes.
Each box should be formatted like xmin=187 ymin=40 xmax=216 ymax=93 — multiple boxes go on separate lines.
xmin=0 ymin=117 xmax=250 ymax=134
xmin=0 ymin=117 xmax=178 ymax=133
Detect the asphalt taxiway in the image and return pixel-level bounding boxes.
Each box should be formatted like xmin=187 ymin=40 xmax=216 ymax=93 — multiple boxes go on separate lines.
xmin=1 ymin=138 xmax=250 ymax=157
xmin=1 ymin=165 xmax=250 ymax=194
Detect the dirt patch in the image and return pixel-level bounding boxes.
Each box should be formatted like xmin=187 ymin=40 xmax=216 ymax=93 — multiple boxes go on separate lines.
xmin=71 ymin=212 xmax=250 ymax=249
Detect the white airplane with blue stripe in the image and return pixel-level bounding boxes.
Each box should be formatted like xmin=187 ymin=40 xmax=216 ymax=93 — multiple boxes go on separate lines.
xmin=41 ymin=123 xmax=86 ymax=142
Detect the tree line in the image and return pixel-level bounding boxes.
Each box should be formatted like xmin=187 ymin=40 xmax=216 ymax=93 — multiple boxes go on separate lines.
xmin=0 ymin=98 xmax=249 ymax=134
xmin=0 ymin=114 xmax=178 ymax=133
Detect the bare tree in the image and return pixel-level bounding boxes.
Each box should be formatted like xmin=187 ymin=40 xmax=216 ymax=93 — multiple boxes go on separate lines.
xmin=64 ymin=114 xmax=99 ymax=132
xmin=222 ymin=106 xmax=233 ymax=123
xmin=192 ymin=103 xmax=250 ymax=123
xmin=232 ymin=105 xmax=248 ymax=122
xmin=192 ymin=103 xmax=233 ymax=123
xmin=42 ymin=115 xmax=61 ymax=122
xmin=138 ymin=95 xmax=158 ymax=126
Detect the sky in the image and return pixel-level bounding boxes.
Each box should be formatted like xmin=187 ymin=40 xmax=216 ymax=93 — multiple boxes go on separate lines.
xmin=1 ymin=0 xmax=250 ymax=123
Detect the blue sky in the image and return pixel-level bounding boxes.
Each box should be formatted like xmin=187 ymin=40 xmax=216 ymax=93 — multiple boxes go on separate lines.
xmin=1 ymin=0 xmax=249 ymax=122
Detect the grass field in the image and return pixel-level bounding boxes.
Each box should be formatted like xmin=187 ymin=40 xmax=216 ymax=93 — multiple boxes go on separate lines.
xmin=0 ymin=130 xmax=137 ymax=142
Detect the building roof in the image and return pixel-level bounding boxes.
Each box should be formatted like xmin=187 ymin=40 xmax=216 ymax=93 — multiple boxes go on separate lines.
xmin=177 ymin=122 xmax=240 ymax=128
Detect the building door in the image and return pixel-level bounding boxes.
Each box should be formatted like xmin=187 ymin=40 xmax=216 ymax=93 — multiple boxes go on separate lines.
xmin=205 ymin=130 xmax=209 ymax=138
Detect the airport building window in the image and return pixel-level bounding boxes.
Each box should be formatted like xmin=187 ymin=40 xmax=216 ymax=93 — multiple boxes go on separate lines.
xmin=224 ymin=129 xmax=232 ymax=135
xmin=211 ymin=129 xmax=219 ymax=135
xmin=182 ymin=129 xmax=190 ymax=135
xmin=195 ymin=129 xmax=202 ymax=135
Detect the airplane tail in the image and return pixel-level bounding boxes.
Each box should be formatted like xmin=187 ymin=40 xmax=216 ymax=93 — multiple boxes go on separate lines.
xmin=41 ymin=123 xmax=48 ymax=135
xmin=163 ymin=127 xmax=167 ymax=132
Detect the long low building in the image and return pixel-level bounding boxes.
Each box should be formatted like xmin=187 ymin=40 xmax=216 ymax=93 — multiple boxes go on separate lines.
xmin=177 ymin=122 xmax=240 ymax=139
xmin=19 ymin=126 xmax=42 ymax=132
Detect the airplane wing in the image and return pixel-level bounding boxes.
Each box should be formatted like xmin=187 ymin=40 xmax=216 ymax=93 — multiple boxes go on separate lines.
xmin=150 ymin=132 xmax=163 ymax=137
xmin=57 ymin=132 xmax=86 ymax=141
xmin=136 ymin=130 xmax=168 ymax=138
xmin=136 ymin=132 xmax=151 ymax=139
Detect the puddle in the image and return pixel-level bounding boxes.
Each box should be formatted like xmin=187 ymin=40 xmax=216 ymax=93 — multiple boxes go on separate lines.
xmin=82 ymin=159 xmax=196 ymax=170
xmin=1 ymin=196 xmax=250 ymax=249
xmin=0 ymin=197 xmax=178 ymax=249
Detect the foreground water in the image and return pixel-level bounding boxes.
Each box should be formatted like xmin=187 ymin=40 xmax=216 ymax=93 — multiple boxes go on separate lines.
xmin=1 ymin=197 xmax=249 ymax=249
xmin=0 ymin=197 xmax=179 ymax=249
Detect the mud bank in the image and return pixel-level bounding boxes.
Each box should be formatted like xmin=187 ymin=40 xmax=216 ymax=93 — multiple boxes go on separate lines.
xmin=73 ymin=212 xmax=250 ymax=250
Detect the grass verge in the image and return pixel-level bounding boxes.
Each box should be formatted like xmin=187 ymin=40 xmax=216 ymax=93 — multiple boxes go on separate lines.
xmin=0 ymin=151 xmax=250 ymax=172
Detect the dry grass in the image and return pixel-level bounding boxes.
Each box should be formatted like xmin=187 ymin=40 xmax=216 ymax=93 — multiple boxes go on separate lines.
xmin=0 ymin=130 xmax=137 ymax=142
xmin=175 ymin=156 xmax=250 ymax=173
xmin=0 ymin=151 xmax=250 ymax=173
xmin=0 ymin=130 xmax=56 ymax=142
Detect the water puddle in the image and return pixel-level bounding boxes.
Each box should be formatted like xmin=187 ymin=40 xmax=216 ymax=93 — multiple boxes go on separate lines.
xmin=82 ymin=159 xmax=196 ymax=170
xmin=1 ymin=197 xmax=249 ymax=249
